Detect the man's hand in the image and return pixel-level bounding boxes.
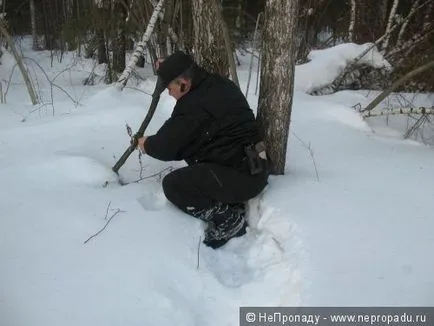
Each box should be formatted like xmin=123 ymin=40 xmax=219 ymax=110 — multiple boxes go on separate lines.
xmin=137 ymin=136 xmax=148 ymax=153
xmin=155 ymin=58 xmax=164 ymax=70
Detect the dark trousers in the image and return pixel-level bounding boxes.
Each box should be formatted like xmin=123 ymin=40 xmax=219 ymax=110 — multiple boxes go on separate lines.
xmin=162 ymin=162 xmax=268 ymax=216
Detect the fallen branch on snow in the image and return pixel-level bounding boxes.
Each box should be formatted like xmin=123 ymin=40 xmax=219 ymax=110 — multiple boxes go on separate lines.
xmin=130 ymin=166 xmax=174 ymax=184
xmin=290 ymin=131 xmax=320 ymax=182
xmin=83 ymin=201 xmax=125 ymax=244
xmin=362 ymin=106 xmax=434 ymax=118
xmin=361 ymin=59 xmax=434 ymax=113
xmin=197 ymin=237 xmax=201 ymax=270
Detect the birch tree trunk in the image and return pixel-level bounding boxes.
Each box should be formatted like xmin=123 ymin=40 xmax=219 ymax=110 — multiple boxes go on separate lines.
xmin=348 ymin=0 xmax=356 ymax=42
xmin=116 ymin=0 xmax=165 ymax=89
xmin=257 ymin=0 xmax=299 ymax=175
xmin=192 ymin=0 xmax=229 ymax=76
xmin=397 ymin=0 xmax=420 ymax=46
xmin=0 ymin=21 xmax=38 ymax=105
xmin=382 ymin=0 xmax=399 ymax=51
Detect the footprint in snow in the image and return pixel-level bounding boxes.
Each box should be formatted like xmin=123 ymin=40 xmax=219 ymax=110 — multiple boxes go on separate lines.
xmin=138 ymin=189 xmax=167 ymax=211
xmin=199 ymin=195 xmax=302 ymax=293
xmin=201 ymin=239 xmax=255 ymax=288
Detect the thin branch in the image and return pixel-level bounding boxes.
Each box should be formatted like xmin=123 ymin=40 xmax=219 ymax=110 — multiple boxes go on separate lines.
xmin=126 ymin=0 xmax=135 ymax=22
xmin=382 ymin=0 xmax=400 ymax=51
xmin=255 ymin=49 xmax=261 ymax=96
xmin=138 ymin=151 xmax=145 ymax=179
xmin=148 ymin=0 xmax=179 ymax=44
xmin=245 ymin=12 xmax=262 ymax=97
xmin=116 ymin=0 xmax=165 ymax=90
xmin=83 ymin=203 xmax=125 ymax=245
xmin=348 ymin=0 xmax=356 ymax=42
xmin=401 ymin=27 xmax=433 ymax=60
xmin=3 ymin=63 xmax=18 ymax=103
xmin=124 ymin=86 xmax=153 ymax=97
xmin=197 ymin=236 xmax=201 ymax=270
xmin=213 ymin=0 xmax=239 ymax=88
xmin=290 ymin=131 xmax=320 ymax=182
xmin=388 ymin=24 xmax=433 ymax=62
xmin=397 ymin=0 xmax=420 ymax=47
xmin=130 ymin=166 xmax=174 ymax=184
xmin=423 ymin=0 xmax=433 ymax=29
xmin=104 ymin=201 xmax=112 ymax=220
xmin=362 ymin=59 xmax=434 ymax=113
xmin=22 ymin=56 xmax=79 ymax=106
xmin=0 ymin=21 xmax=38 ymax=104
xmin=404 ymin=114 xmax=429 ymax=139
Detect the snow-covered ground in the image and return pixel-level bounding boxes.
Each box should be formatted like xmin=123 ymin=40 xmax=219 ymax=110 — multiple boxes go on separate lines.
xmin=1 ymin=38 xmax=433 ymax=326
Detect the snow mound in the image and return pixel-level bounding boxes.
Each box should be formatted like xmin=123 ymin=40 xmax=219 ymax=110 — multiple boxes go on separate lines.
xmin=296 ymin=43 xmax=391 ymax=94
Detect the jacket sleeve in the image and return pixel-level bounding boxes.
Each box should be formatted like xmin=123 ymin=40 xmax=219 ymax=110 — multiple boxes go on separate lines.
xmin=144 ymin=111 xmax=208 ymax=161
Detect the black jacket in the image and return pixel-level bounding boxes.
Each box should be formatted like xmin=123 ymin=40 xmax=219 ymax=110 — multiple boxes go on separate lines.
xmin=144 ymin=66 xmax=263 ymax=170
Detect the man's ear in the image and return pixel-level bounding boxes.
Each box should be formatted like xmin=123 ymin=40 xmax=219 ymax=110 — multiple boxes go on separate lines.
xmin=179 ymin=78 xmax=192 ymax=93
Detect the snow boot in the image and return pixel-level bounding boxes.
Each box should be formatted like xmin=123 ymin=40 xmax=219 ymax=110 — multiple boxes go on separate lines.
xmin=202 ymin=203 xmax=248 ymax=249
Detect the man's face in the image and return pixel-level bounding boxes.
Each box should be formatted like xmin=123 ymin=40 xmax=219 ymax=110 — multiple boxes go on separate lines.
xmin=167 ymin=78 xmax=190 ymax=100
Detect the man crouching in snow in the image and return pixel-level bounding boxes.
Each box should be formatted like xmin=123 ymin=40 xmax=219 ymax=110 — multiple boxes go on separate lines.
xmin=137 ymin=51 xmax=268 ymax=249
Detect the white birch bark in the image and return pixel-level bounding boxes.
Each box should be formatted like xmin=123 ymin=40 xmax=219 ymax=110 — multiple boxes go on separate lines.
xmin=362 ymin=107 xmax=434 ymax=118
xmin=382 ymin=0 xmax=399 ymax=51
xmin=245 ymin=12 xmax=262 ymax=97
xmin=166 ymin=35 xmax=172 ymax=55
xmin=348 ymin=0 xmax=356 ymax=42
xmin=423 ymin=0 xmax=433 ymax=29
xmin=397 ymin=0 xmax=420 ymax=46
xmin=148 ymin=0 xmax=178 ymax=44
xmin=257 ymin=0 xmax=299 ymax=175
xmin=386 ymin=0 xmax=432 ymax=60
xmin=116 ymin=0 xmax=165 ymax=90
xmin=389 ymin=23 xmax=433 ymax=61
xmin=0 ymin=21 xmax=38 ymax=104
xmin=126 ymin=0 xmax=135 ymax=22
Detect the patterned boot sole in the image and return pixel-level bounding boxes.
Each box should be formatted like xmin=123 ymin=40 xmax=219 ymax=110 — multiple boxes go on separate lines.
xmin=203 ymin=220 xmax=248 ymax=249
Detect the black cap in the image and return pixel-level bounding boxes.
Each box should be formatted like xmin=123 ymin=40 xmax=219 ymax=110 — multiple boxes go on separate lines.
xmin=156 ymin=51 xmax=195 ymax=88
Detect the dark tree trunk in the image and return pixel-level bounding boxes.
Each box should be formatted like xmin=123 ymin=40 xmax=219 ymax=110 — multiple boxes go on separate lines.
xmin=112 ymin=0 xmax=127 ymax=74
xmin=354 ymin=0 xmax=388 ymax=43
xmin=97 ymin=29 xmax=107 ymax=64
xmin=180 ymin=0 xmax=194 ymax=54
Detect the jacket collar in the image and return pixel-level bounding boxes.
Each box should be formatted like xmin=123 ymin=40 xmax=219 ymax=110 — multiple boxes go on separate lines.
xmin=189 ymin=65 xmax=208 ymax=91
